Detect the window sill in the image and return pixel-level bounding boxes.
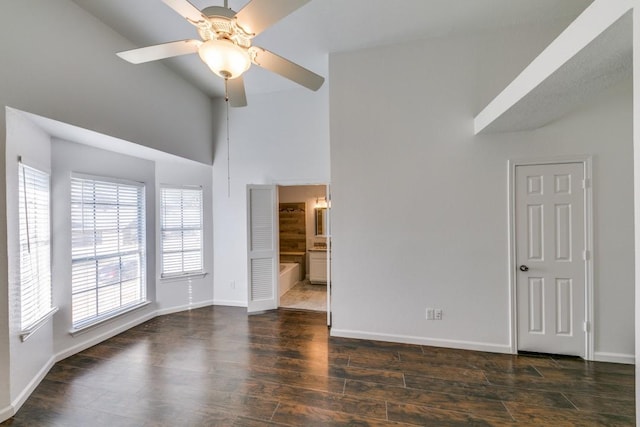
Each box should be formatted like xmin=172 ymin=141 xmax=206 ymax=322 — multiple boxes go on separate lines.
xmin=160 ymin=272 xmax=208 ymax=283
xmin=20 ymin=307 xmax=59 ymax=342
xmin=69 ymin=300 xmax=151 ymax=337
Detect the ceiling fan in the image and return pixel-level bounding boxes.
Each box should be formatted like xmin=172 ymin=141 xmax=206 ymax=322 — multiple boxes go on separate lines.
xmin=117 ymin=0 xmax=324 ymax=107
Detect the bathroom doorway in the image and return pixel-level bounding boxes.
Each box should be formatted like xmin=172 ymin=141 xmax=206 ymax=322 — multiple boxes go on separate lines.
xmin=278 ymin=184 xmax=328 ymax=313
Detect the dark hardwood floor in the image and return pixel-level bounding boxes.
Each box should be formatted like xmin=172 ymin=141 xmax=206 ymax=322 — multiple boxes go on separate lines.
xmin=2 ymin=306 xmax=635 ymax=426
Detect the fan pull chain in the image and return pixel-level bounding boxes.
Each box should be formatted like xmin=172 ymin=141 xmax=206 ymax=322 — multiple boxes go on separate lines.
xmin=225 ymin=79 xmax=231 ymax=198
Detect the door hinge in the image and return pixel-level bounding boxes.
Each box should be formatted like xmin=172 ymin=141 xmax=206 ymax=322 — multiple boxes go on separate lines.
xmin=583 ymin=250 xmax=591 ymax=261
xmin=583 ymin=321 xmax=590 ymax=333
xmin=582 ymin=179 xmax=590 ymax=189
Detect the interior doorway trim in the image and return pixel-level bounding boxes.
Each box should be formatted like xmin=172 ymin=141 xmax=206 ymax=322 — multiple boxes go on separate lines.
xmin=507 ymin=156 xmax=594 ymax=360
xmin=271 ymin=180 xmax=332 ymax=326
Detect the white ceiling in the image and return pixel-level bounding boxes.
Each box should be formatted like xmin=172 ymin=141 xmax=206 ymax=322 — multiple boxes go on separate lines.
xmin=72 ymin=0 xmax=594 ymax=98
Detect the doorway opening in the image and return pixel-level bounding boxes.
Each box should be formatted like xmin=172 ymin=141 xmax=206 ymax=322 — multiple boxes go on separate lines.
xmin=278 ymin=185 xmax=328 ymax=313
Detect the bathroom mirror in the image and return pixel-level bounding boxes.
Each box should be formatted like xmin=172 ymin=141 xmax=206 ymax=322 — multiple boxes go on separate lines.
xmin=315 ymin=207 xmax=327 ymax=236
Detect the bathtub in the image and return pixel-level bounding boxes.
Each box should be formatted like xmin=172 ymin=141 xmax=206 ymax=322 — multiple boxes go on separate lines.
xmin=279 ymin=262 xmax=300 ymax=297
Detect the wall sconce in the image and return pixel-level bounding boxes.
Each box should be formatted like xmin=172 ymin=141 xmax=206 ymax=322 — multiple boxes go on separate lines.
xmin=315 ymin=197 xmax=328 ymax=209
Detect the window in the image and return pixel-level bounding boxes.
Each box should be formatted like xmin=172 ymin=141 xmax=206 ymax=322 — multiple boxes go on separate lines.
xmin=71 ymin=175 xmax=146 ymax=329
xmin=160 ymin=186 xmax=203 ymax=277
xmin=18 ymin=162 xmax=53 ymax=332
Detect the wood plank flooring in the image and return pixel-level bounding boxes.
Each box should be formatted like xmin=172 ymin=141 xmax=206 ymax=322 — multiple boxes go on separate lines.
xmin=2 ymin=306 xmax=635 ymax=426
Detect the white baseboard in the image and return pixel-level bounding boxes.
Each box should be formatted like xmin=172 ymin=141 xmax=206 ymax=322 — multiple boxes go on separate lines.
xmin=330 ymin=329 xmax=512 ymax=354
xmin=2 ymin=299 xmax=236 ymax=423
xmin=54 ymin=311 xmax=157 ymax=362
xmin=55 ymin=301 xmax=220 ymax=364
xmin=5 ymin=310 xmax=159 ymax=421
xmin=11 ymin=355 xmax=55 ymax=415
xmin=213 ymin=299 xmax=247 ymax=307
xmin=330 ymin=330 xmax=635 ymax=363
xmin=0 ymin=404 xmax=14 ymax=423
xmin=156 ymin=300 xmax=214 ymax=316
xmin=594 ymin=351 xmax=635 ymax=364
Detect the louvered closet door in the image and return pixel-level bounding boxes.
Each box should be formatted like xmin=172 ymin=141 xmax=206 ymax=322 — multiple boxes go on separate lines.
xmin=247 ymin=185 xmax=278 ymax=313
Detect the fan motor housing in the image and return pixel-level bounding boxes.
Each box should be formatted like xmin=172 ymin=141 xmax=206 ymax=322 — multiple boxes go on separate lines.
xmin=201 ymin=6 xmax=235 ymax=18
xmin=198 ymin=6 xmax=252 ymax=48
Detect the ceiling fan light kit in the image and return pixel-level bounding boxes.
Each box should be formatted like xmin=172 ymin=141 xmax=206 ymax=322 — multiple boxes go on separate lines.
xmin=116 ymin=0 xmax=324 ymax=107
xmin=198 ymin=39 xmax=251 ymax=79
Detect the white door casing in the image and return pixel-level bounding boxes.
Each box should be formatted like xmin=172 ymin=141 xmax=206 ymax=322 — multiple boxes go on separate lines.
xmin=269 ymin=181 xmax=331 ymax=324
xmin=326 ymin=185 xmax=332 ymax=326
xmin=247 ymin=185 xmax=278 ymax=313
xmin=514 ymin=162 xmax=589 ymax=357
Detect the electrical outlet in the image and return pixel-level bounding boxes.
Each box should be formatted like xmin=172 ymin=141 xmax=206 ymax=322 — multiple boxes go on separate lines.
xmin=435 ymin=309 xmax=443 ymax=320
xmin=426 ymin=308 xmax=435 ymax=320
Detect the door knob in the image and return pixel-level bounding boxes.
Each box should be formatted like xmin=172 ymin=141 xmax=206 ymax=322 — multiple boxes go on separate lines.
xmin=519 ymin=265 xmax=529 ymax=272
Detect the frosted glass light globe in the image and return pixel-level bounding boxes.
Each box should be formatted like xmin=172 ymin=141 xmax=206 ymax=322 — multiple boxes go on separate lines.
xmin=198 ymin=39 xmax=251 ymax=79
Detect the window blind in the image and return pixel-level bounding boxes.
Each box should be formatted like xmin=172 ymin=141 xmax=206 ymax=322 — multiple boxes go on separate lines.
xmin=71 ymin=176 xmax=146 ymax=328
xmin=18 ymin=163 xmax=52 ymax=331
xmin=161 ymin=186 xmax=203 ymax=277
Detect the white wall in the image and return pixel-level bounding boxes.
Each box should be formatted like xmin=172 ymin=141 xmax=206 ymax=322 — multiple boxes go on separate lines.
xmin=212 ymin=84 xmax=330 ymax=306
xmin=0 ymin=0 xmax=214 ymax=418
xmin=50 ymin=139 xmax=158 ymax=356
xmin=2 ymin=112 xmax=216 ymax=419
xmin=633 ymin=4 xmax=640 ymax=421
xmin=0 ymin=0 xmax=213 ymax=163
xmin=155 ymin=161 xmax=214 ymax=311
xmin=330 ymin=24 xmax=634 ymax=359
xmin=5 ymin=109 xmax=53 ymax=410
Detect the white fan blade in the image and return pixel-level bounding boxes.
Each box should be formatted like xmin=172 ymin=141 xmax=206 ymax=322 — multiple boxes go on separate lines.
xmin=162 ymin=0 xmax=207 ymax=24
xmin=117 ymin=40 xmax=202 ymax=64
xmin=227 ymin=76 xmax=248 ymax=108
xmin=250 ymin=46 xmax=324 ymax=91
xmin=235 ymin=0 xmax=311 ymax=36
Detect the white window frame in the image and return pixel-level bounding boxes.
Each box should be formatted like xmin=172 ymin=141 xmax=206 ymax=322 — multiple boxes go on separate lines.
xmin=70 ymin=173 xmax=148 ymax=332
xmin=160 ymin=185 xmax=204 ymax=279
xmin=18 ymin=160 xmax=56 ymax=341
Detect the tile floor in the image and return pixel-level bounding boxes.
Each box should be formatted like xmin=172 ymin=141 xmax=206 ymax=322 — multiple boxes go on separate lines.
xmin=280 ymin=279 xmax=327 ymax=311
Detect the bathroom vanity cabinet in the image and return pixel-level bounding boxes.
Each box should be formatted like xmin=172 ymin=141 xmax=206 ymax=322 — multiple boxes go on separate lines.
xmin=309 ymin=249 xmax=327 ymax=284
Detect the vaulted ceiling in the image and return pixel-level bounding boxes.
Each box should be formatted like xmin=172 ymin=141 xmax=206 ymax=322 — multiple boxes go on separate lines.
xmin=72 ymin=0 xmax=593 ymax=98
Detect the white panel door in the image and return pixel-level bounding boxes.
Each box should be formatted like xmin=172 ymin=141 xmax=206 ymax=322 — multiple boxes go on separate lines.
xmin=515 ymin=163 xmax=585 ymax=356
xmin=247 ymin=185 xmax=278 ymax=313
